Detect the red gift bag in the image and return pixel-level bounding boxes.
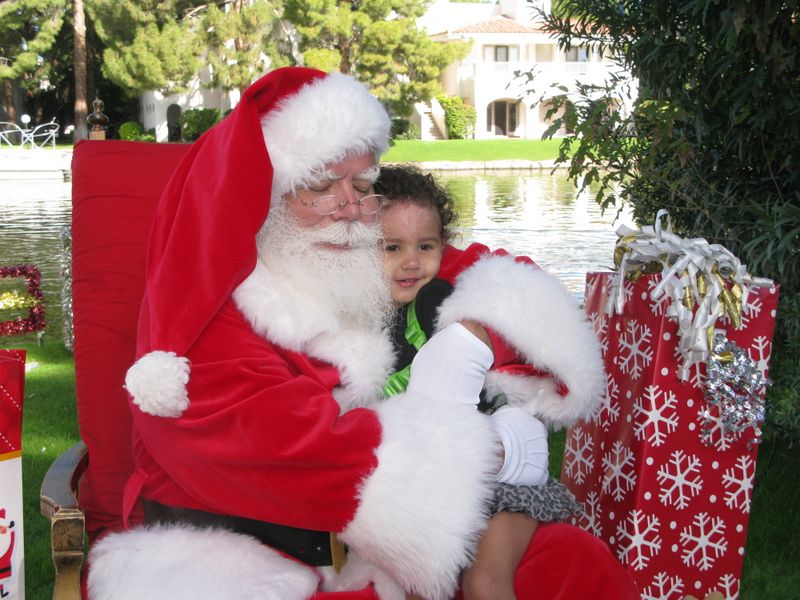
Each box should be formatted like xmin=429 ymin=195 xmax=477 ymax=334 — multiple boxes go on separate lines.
xmin=563 ymin=271 xmax=779 ymax=600
xmin=0 ymin=349 xmax=25 ymax=599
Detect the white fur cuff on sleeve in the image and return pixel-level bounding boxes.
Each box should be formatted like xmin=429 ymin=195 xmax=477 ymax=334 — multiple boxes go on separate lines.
xmin=437 ymin=254 xmax=605 ymax=427
xmin=339 ymin=395 xmax=497 ymax=600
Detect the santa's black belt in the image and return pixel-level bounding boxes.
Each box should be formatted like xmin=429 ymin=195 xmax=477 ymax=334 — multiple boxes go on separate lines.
xmin=142 ymin=499 xmax=345 ymax=567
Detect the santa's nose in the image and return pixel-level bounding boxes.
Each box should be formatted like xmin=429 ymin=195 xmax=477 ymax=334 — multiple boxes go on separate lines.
xmin=0 ymin=526 xmax=6 ymax=534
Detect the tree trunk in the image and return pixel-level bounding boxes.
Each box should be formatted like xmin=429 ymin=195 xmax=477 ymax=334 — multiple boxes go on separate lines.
xmin=2 ymin=79 xmax=16 ymax=123
xmin=73 ymin=0 xmax=89 ymax=141
xmin=339 ymin=36 xmax=351 ymax=74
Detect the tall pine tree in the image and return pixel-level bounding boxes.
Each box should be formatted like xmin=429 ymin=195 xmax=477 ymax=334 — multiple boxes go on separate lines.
xmin=284 ymin=0 xmax=467 ymax=116
xmin=199 ymin=0 xmax=290 ymax=94
xmin=0 ymin=0 xmax=66 ymax=123
xmin=86 ymin=0 xmax=202 ymax=96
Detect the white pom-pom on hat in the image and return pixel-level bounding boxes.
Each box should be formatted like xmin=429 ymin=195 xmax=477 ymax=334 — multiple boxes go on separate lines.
xmin=125 ymin=351 xmax=190 ymax=418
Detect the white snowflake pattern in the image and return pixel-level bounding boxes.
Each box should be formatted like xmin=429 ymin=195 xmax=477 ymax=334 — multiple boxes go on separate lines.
xmin=647 ymin=277 xmax=672 ymax=316
xmin=602 ymin=440 xmax=637 ymax=502
xmin=616 ymin=320 xmax=654 ymax=379
xmin=621 ymin=278 xmax=635 ymax=305
xmin=698 ymin=406 xmax=739 ymax=451
xmin=680 ymin=512 xmax=728 ymax=571
xmin=589 ymin=311 xmax=610 ymax=354
xmin=564 ymin=426 xmax=595 ymax=486
xmin=749 ymin=335 xmax=772 ymax=379
xmin=584 ymin=274 xmax=604 ymax=302
xmin=616 ymin=509 xmax=662 ymax=570
xmin=575 ymin=490 xmax=603 ymax=537
xmin=720 ymin=294 xmax=762 ymax=329
xmin=641 ymin=571 xmax=685 ymax=600
xmin=722 ymin=455 xmax=755 ymax=514
xmin=592 ymin=372 xmax=620 ymax=429
xmin=633 ymin=384 xmax=680 ymax=446
xmin=713 ymin=573 xmax=740 ymax=600
xmin=656 ymin=450 xmax=703 ymax=509
xmin=672 ymin=341 xmax=706 ymax=389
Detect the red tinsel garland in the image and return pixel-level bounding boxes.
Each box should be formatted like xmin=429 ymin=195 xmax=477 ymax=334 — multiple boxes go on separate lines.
xmin=0 ymin=264 xmax=46 ymax=336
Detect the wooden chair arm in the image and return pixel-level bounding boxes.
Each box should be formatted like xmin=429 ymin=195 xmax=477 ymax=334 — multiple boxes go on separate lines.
xmin=40 ymin=440 xmax=89 ymax=600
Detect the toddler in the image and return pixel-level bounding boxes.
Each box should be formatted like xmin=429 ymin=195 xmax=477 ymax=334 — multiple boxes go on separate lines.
xmin=375 ymin=165 xmax=578 ymax=600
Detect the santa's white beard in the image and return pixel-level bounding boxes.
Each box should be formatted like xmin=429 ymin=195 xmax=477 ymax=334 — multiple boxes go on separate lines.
xmin=258 ymin=204 xmax=394 ymax=331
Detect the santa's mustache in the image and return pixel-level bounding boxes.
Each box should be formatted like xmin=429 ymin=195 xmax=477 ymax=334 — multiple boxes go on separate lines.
xmin=301 ymin=219 xmax=382 ymax=250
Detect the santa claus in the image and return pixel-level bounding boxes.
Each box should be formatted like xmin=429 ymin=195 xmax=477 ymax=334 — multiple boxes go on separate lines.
xmin=87 ymin=67 xmax=636 ymax=599
xmin=0 ymin=508 xmax=15 ymax=598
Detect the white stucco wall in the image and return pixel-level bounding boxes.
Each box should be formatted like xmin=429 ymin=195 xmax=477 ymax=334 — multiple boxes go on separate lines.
xmin=140 ymin=65 xmax=241 ymax=142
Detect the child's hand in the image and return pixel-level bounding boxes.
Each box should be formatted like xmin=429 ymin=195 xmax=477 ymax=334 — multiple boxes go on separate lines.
xmin=406 ymin=322 xmax=494 ymax=405
xmin=490 ymin=406 xmax=549 ymax=485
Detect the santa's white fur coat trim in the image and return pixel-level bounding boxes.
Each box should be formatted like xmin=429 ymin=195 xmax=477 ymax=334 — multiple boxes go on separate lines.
xmin=437 ymin=254 xmax=605 ymax=428
xmin=262 ymin=72 xmax=390 ymax=198
xmin=339 ymin=394 xmax=498 ymax=600
xmin=233 ymin=259 xmax=396 ymax=411
xmin=87 ymin=524 xmax=319 ymax=600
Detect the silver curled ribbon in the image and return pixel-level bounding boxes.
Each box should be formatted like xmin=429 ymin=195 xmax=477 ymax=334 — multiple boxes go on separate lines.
xmin=606 ymin=209 xmax=772 ymax=382
xmin=702 ymin=331 xmax=770 ymax=447
xmin=607 ymin=210 xmax=775 ymax=446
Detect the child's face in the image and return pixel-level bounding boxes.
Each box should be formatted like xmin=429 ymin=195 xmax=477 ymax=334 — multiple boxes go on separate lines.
xmin=380 ymin=200 xmax=445 ymax=305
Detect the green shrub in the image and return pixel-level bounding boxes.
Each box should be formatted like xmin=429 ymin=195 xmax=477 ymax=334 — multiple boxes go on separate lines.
xmin=118 ymin=121 xmax=144 ymax=141
xmin=538 ymin=0 xmax=800 ymax=444
xmin=436 ymin=95 xmax=476 ymax=140
xmin=180 ymin=108 xmax=220 ymax=142
xmin=118 ymin=121 xmax=157 ymax=142
xmin=391 ymin=118 xmax=420 ymax=141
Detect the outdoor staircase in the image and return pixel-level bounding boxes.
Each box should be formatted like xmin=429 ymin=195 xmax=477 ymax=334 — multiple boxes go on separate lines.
xmin=417 ymin=101 xmax=446 ymax=140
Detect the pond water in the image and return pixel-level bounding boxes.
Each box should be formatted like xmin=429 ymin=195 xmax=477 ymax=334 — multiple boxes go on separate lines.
xmin=0 ymin=170 xmax=632 ymax=345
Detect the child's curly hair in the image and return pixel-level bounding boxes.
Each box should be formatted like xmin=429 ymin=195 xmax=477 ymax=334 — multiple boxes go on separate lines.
xmin=374 ymin=164 xmax=457 ymax=242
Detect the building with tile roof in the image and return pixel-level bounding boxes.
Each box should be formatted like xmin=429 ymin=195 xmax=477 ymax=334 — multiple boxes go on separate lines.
xmin=416 ymin=0 xmax=633 ymax=140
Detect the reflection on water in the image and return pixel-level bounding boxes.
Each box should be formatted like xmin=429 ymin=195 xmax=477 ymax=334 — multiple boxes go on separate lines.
xmin=0 ymin=171 xmax=631 ymax=344
xmin=0 ymin=179 xmax=71 ymax=344
xmin=444 ymin=170 xmax=632 ymax=294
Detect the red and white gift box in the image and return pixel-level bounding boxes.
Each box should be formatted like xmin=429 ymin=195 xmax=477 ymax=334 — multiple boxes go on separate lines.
xmin=0 ymin=349 xmax=26 ymax=599
xmin=561 ymin=263 xmax=779 ymax=599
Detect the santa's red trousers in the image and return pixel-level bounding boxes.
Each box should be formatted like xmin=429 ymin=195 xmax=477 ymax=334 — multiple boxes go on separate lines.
xmin=310 ymin=523 xmax=638 ymax=599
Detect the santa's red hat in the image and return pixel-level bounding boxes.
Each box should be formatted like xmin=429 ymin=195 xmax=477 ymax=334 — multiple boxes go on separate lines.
xmin=125 ymin=67 xmax=391 ymax=417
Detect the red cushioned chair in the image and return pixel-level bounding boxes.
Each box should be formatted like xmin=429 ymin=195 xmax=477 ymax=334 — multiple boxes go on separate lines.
xmin=40 ymin=139 xmax=192 ymax=599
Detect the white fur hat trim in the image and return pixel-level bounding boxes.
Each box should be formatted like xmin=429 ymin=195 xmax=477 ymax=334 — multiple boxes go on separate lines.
xmin=125 ymin=350 xmax=190 ymax=418
xmin=261 ymin=72 xmax=391 ymax=198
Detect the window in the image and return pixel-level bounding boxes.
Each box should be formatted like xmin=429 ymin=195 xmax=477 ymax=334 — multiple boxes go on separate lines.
xmin=495 ymin=45 xmax=509 ymax=62
xmin=534 ymin=44 xmax=555 ymax=62
xmin=566 ymin=46 xmax=589 ymax=62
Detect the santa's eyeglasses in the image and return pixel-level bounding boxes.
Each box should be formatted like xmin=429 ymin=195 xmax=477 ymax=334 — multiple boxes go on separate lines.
xmin=299 ymin=193 xmax=386 ymax=216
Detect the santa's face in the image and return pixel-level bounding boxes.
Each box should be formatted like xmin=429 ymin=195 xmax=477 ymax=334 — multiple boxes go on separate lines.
xmin=0 ymin=515 xmax=13 ymax=556
xmin=284 ymin=152 xmax=380 ymax=232
xmin=258 ymin=159 xmax=394 ymax=330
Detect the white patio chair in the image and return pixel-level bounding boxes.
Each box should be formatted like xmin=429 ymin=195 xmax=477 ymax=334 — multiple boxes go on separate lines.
xmin=0 ymin=121 xmax=24 ymax=147
xmin=29 ymin=120 xmax=60 ymax=148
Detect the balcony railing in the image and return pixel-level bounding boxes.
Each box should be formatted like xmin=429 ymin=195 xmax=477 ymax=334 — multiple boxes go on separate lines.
xmin=461 ymin=60 xmax=619 ymax=96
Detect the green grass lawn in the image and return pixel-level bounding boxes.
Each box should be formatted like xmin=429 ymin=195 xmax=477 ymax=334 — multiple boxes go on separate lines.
xmin=382 ymin=138 xmax=563 ymax=163
xmin=9 ymin=336 xmax=799 ymax=598
xmin=4 ymin=340 xmax=78 ymax=600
